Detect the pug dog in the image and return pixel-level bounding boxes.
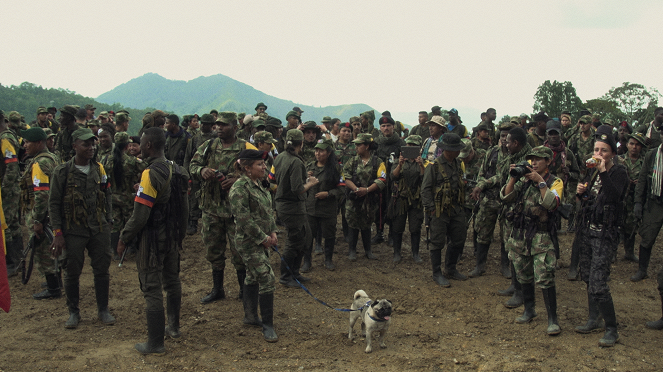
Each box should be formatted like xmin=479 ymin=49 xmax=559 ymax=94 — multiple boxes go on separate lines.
xmin=348 ymin=290 xmax=392 ymax=353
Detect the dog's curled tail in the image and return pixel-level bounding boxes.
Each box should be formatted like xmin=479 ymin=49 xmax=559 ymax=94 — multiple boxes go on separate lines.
xmin=354 ymin=290 xmax=368 ymax=300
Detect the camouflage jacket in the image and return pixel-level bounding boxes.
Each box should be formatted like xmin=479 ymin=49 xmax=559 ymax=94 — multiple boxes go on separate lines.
xmin=165 ymin=127 xmax=192 ymax=167
xmin=568 ymin=132 xmax=595 ymax=173
xmin=106 ymin=152 xmax=146 ymax=208
xmin=54 ymin=124 xmax=81 ymax=163
xmin=475 ymin=145 xmax=509 ymax=198
xmin=499 ymin=144 xmax=533 ymax=214
xmin=301 ymin=141 xmax=317 ymax=166
xmin=98 ymin=145 xmax=114 ymax=168
xmin=620 ymin=153 xmax=644 ymax=198
xmin=546 ymin=145 xmax=579 ymax=201
xmin=184 ymin=130 xmax=216 ymax=172
xmin=421 ymin=155 xmax=465 ymax=217
xmin=0 ymin=129 xmax=21 ymax=199
xmin=21 ymin=149 xmax=58 ymax=224
xmin=229 ymin=175 xmax=276 ymax=248
xmin=527 ymin=132 xmax=546 ymax=148
xmin=189 ymin=137 xmax=256 ymax=217
xmin=463 ymin=148 xmax=486 ymax=210
xmin=393 ymin=158 xmax=428 ymax=213
xmin=334 ymin=140 xmax=357 ymax=166
xmin=472 ymin=136 xmax=491 ymax=151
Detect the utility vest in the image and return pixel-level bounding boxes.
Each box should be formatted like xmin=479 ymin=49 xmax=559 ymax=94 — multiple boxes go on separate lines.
xmin=432 ymin=159 xmax=464 ymax=217
xmin=508 ymin=174 xmax=559 ymax=243
xmin=62 ymin=161 xmax=108 ymax=231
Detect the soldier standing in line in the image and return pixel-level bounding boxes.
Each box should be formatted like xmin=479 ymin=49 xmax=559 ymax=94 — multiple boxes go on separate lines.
xmin=164 ymin=114 xmax=191 ymax=167
xmin=54 ymin=105 xmax=83 ymax=163
xmin=299 ymin=121 xmax=320 ymax=166
xmin=0 ymin=110 xmax=23 ymax=277
xmin=618 ymin=133 xmax=646 ymax=262
xmin=117 ymin=127 xmax=189 ymax=354
xmin=184 ymin=114 xmax=216 ymax=235
xmin=471 ymin=123 xmax=492 ymax=151
xmin=49 ymin=128 xmax=115 ymax=329
xmin=190 ymin=112 xmax=257 ymax=303
xmin=21 ymin=128 xmax=62 ymax=298
xmin=334 ymin=122 xmax=357 ymax=242
xmin=457 ymin=138 xmax=484 ymax=272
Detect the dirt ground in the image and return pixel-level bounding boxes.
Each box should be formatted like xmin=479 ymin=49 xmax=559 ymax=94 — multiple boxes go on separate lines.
xmin=2 ymin=219 xmax=663 ymax=372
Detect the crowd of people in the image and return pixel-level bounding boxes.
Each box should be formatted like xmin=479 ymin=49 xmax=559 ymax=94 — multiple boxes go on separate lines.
xmin=2 ymin=102 xmax=663 ymax=353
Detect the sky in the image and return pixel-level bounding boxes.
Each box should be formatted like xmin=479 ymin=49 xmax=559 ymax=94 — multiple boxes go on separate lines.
xmin=2 ymin=0 xmax=663 ymax=126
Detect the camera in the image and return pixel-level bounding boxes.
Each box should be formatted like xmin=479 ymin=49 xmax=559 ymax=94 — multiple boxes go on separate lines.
xmin=510 ymin=161 xmax=531 ymax=178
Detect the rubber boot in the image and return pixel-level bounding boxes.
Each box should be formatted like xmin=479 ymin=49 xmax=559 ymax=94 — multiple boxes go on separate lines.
xmin=575 ymin=292 xmax=604 ymax=333
xmin=567 ymin=238 xmax=580 ymax=280
xmin=645 ymin=291 xmax=663 ymax=330
xmin=292 ymin=252 xmax=311 ymax=282
xmin=444 ymin=242 xmax=467 ymax=281
xmin=300 ymin=245 xmax=312 ymax=274
xmin=242 ymin=283 xmax=262 ymax=327
xmin=324 ymin=237 xmax=336 ymax=270
xmin=5 ymin=236 xmax=23 ymax=277
xmin=597 ymin=297 xmax=619 ymax=347
xmin=392 ymin=234 xmax=403 ymax=263
xmin=348 ymin=228 xmax=359 ymax=262
xmin=165 ymin=293 xmax=181 ymax=338
xmin=411 ymin=232 xmax=423 ymax=263
xmin=95 ymin=278 xmax=116 ymax=325
xmin=498 ymin=263 xmax=516 ymax=295
xmin=387 ymin=228 xmax=394 ymax=247
xmin=64 ymin=283 xmax=81 ymax=329
xmin=362 ymin=229 xmax=376 ymax=260
xmin=469 ymin=243 xmax=489 ymax=278
xmin=111 ymin=232 xmax=121 ymax=261
xmin=370 ymin=229 xmax=384 ymax=245
xmin=135 ymin=309 xmax=166 ymax=355
xmin=33 ymin=273 xmax=62 ymax=300
xmin=279 ymin=256 xmax=300 ymax=288
xmin=259 ymin=292 xmax=279 ymax=342
xmin=505 ymin=264 xmax=524 ymax=308
xmin=236 ymin=269 xmax=246 ymax=300
xmin=315 ymin=228 xmax=323 ymax=254
xmin=623 ymin=234 xmax=638 ymax=263
xmin=542 ymin=287 xmax=561 ymax=335
xmin=500 ymin=242 xmax=511 ymax=278
xmin=630 ymin=245 xmax=652 ymax=282
xmin=200 ymin=269 xmax=225 ymax=303
xmin=430 ymin=249 xmax=450 ymax=287
xmin=515 ymin=282 xmax=537 ymax=323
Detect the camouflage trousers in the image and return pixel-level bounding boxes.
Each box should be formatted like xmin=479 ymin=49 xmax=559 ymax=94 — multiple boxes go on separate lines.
xmin=509 ymin=248 xmax=556 ymax=289
xmin=137 ymin=240 xmax=181 ymax=312
xmin=236 ymin=242 xmax=275 ymax=295
xmin=474 ymin=197 xmax=501 ymax=245
xmin=34 ymin=233 xmax=60 ymax=276
xmin=189 ymin=180 xmax=202 ymax=221
xmin=201 ymin=212 xmax=244 ymax=271
xmin=112 ymin=201 xmax=133 ymax=234
xmin=578 ymin=227 xmax=619 ymax=302
xmin=345 ymin=198 xmax=377 ymax=231
xmin=2 ymin=185 xmax=20 ymax=242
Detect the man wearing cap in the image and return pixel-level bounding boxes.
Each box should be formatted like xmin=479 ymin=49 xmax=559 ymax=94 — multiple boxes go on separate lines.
xmin=54 ymin=105 xmax=83 ymax=163
xmin=164 ymin=114 xmax=191 ymax=167
xmin=115 ymin=113 xmax=130 ymax=133
xmin=470 ymin=121 xmax=515 ymax=281
xmin=49 ymin=127 xmax=115 ymax=329
xmin=190 ymin=112 xmax=258 ymax=303
xmin=458 ymin=138 xmax=485 ymax=273
xmin=421 ymin=116 xmax=447 ymax=162
xmin=636 ymin=107 xmax=663 ymax=150
xmin=299 ymin=121 xmax=321 ymax=166
xmin=87 ymin=120 xmax=101 ymax=136
xmin=98 ymin=112 xmax=110 ymax=125
xmin=0 ymin=111 xmax=22 ymax=277
xmin=568 ymin=115 xmax=596 ymax=179
xmin=284 ymin=111 xmax=301 ymax=134
xmin=33 ymin=106 xmax=59 ymax=132
xmin=360 ymin=111 xmax=380 ymax=138
xmin=254 ymin=131 xmax=278 ymax=166
xmin=292 ymin=106 xmax=304 ymax=118
xmin=255 ymin=103 xmax=268 ymax=116
xmin=410 ymin=111 xmax=431 ymax=142
xmin=527 ymin=113 xmax=549 ymax=148
xmin=184 ymin=114 xmax=216 ymax=235
xmin=619 ymin=132 xmax=646 ymax=263
xmin=421 ymin=133 xmax=468 ymax=287
xmin=264 ymin=117 xmax=284 ymax=154
xmin=391 ymin=134 xmax=428 ymax=263
xmin=44 ymin=128 xmax=57 ymax=153
xmin=20 ymin=127 xmax=62 ymax=298
xmin=501 ymin=146 xmax=564 ymax=335
xmin=447 ymin=109 xmax=468 ymax=138
xmin=472 ymin=123 xmax=492 ymax=151
xmin=85 ymin=104 xmax=96 ymax=121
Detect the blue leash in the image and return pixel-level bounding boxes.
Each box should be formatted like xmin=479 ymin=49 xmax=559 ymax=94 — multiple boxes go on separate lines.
xmin=271 ymin=245 xmax=368 ymax=312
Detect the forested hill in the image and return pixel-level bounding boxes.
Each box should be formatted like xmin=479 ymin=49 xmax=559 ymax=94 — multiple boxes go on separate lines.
xmin=96 ymin=73 xmax=376 ymax=122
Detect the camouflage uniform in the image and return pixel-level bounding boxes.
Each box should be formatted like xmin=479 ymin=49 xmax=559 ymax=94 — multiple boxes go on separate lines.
xmin=474 ymin=144 xmax=509 ymax=245
xmin=184 ymin=129 xmax=216 ymax=228
xmin=546 ymin=145 xmax=579 ymax=204
xmin=0 ymin=128 xmax=22 ymax=269
xmin=619 ymin=151 xmax=644 ymax=253
xmin=471 ymin=136 xmax=491 ymax=151
xmin=229 ymin=175 xmax=277 ymax=294
xmin=107 ymin=152 xmax=145 ymax=233
xmin=568 ymin=131 xmax=595 ymax=177
xmin=342 ymin=154 xmax=387 ymax=230
xmin=165 ymin=127 xmax=191 ymax=166
xmin=409 ymin=124 xmax=430 ymax=143
xmin=334 ymin=141 xmax=357 ymax=166
xmin=97 ymin=145 xmax=113 ymax=167
xmin=301 ymin=141 xmax=316 ymax=165
xmin=527 ymin=131 xmax=546 ymax=148
xmin=54 ymin=125 xmax=81 ymax=163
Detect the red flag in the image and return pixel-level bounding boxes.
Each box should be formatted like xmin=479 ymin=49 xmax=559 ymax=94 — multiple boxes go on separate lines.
xmin=0 ymin=183 xmax=10 ymax=313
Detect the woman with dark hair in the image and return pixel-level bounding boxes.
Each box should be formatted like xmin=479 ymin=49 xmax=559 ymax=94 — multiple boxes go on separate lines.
xmin=343 ymin=133 xmax=387 ymax=261
xmin=573 ymin=125 xmax=628 ymax=347
xmin=229 ymin=149 xmax=279 ymax=342
xmin=271 ymin=129 xmax=318 ymax=287
xmin=305 ymin=138 xmax=344 ymax=270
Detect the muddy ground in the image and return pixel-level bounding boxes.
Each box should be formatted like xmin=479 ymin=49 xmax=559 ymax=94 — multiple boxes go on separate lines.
xmin=2 ymin=219 xmax=663 ymax=372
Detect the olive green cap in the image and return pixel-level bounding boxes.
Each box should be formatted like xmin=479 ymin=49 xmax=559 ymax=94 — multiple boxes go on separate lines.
xmin=84 ymin=104 xmax=96 ymax=110
xmin=314 ymin=138 xmax=334 ymax=150
xmin=286 ymin=129 xmax=304 ymax=142
xmin=509 ymin=116 xmax=520 ymax=125
xmin=352 ymin=133 xmax=374 ymax=144
xmin=405 ymin=134 xmax=422 ymax=146
xmin=36 ymin=106 xmax=49 ymax=115
xmin=114 ymin=132 xmax=130 ymax=145
xmin=302 ymin=121 xmax=319 ymax=131
xmin=98 ymin=111 xmax=109 ymax=119
xmin=60 ymin=105 xmax=79 ymax=117
xmin=87 ymin=119 xmax=100 ymax=128
xmin=21 ymin=127 xmax=47 ymax=142
xmin=252 ymin=119 xmax=266 ymax=128
xmin=254 ymin=102 xmax=267 ymax=111
xmin=458 ymin=138 xmax=474 ymax=159
xmin=254 ymin=131 xmax=277 ymax=144
xmin=321 ymin=116 xmax=332 ymax=123
xmin=286 ymin=110 xmax=300 ymax=120
xmin=117 ymin=109 xmax=130 ymax=115
xmin=216 ymin=111 xmax=238 ymax=125
xmin=200 ymin=113 xmax=215 ymax=124
xmin=8 ymin=111 xmax=21 ymax=123
xmin=43 ymin=128 xmax=56 ymax=138
xmin=526 ymin=146 xmax=553 ymax=160
xmin=72 ymin=128 xmax=96 ymax=141
xmin=578 ymin=115 xmax=592 ymax=124
xmin=116 ymin=113 xmax=130 ymax=123
xmin=266 ymin=117 xmax=282 ymax=128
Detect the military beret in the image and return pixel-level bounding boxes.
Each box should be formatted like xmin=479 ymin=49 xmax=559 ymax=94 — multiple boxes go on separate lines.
xmin=379 ymin=116 xmax=395 ymax=125
xmin=43 ymin=128 xmax=56 ymax=138
xmin=254 ymin=102 xmax=267 ymax=111
xmin=619 ymin=120 xmax=632 ymax=134
xmin=266 ymin=117 xmax=283 ymax=127
xmin=595 ymin=125 xmax=617 ymax=153
xmin=75 ymin=108 xmax=87 ymax=119
xmin=578 ymin=115 xmax=592 ymax=124
xmin=353 ymin=133 xmax=374 ymax=144
xmin=286 ymin=110 xmax=300 ymax=120
xmin=629 ymin=132 xmax=647 ymax=147
xmin=321 ymin=116 xmax=332 ymax=123
xmin=458 ymin=138 xmax=474 ymax=159
xmin=526 ymin=146 xmax=553 ymax=160
xmin=314 ymin=138 xmax=334 ymax=150
xmin=85 ymin=104 xmax=96 ymax=110
xmin=8 ymin=111 xmax=21 ymax=123
xmin=238 ymin=149 xmax=268 ymax=161
xmin=216 ymin=111 xmax=238 ymax=125
xmin=72 ymin=128 xmax=96 ymax=141
xmin=340 ymin=122 xmax=352 ymax=130
xmin=252 ymin=119 xmax=266 ymax=128
xmin=114 ymin=132 xmax=130 ymax=145
xmin=200 ymin=113 xmax=215 ymax=124
xmin=286 ymin=129 xmax=304 ymax=142
xmin=302 ymin=121 xmax=319 ymax=131
xmin=115 ymin=113 xmax=130 ymax=123
xmin=405 ymin=134 xmax=422 ymax=146
xmin=254 ymin=131 xmax=277 ymax=144
xmin=60 ymin=105 xmax=79 ymax=117
xmin=21 ymin=127 xmax=47 ymax=142
xmin=36 ymin=106 xmax=49 ymax=115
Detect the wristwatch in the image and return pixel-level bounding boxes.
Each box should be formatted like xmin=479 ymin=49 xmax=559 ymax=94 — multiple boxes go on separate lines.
xmin=538 ymin=182 xmax=547 ymax=189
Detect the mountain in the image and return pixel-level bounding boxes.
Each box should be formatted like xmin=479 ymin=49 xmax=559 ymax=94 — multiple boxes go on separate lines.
xmin=97 ymin=73 xmax=376 ymax=122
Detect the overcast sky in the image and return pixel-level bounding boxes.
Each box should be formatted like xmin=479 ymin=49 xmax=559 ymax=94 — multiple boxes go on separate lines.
xmin=2 ymin=0 xmax=662 ymax=125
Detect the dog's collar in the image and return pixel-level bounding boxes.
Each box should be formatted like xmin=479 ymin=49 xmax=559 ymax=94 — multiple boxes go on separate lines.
xmin=368 ymin=314 xmax=388 ymax=322
xmin=357 ymin=300 xmax=372 ymax=311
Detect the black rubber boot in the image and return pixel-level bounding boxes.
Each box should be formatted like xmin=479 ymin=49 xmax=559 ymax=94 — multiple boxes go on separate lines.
xmin=411 ymin=232 xmax=422 ymax=263
xmin=469 ymin=243 xmax=489 ymax=278
xmin=498 ymin=283 xmax=515 ymax=296
xmin=623 ymin=234 xmax=638 ymax=263
xmin=64 ymin=283 xmax=81 ymax=329
xmin=279 ymin=257 xmax=300 ymax=288
xmin=348 ymin=228 xmax=359 ymax=262
xmin=576 ymin=292 xmax=604 ymax=333
xmin=33 ymin=273 xmax=62 ymax=300
xmin=567 ymin=238 xmax=580 ymax=280
xmin=324 ymin=237 xmax=336 ymax=270
xmin=200 ymin=269 xmax=225 ymax=303
xmin=242 ymin=283 xmax=262 ymax=327
xmin=631 ymin=245 xmax=652 ymax=282
xmin=111 ymin=232 xmax=121 ymax=260
xmin=597 ymin=297 xmax=619 ymax=347
xmin=135 ymin=309 xmax=166 ymax=355
xmin=542 ymin=287 xmax=561 ymax=335
xmin=259 ymin=292 xmax=279 ymax=342
xmin=300 ymin=247 xmax=312 ymax=274
xmin=362 ymin=229 xmax=376 ymax=260
xmin=370 ymin=229 xmax=384 ymax=245
xmin=646 ymin=291 xmax=663 ymax=330
xmin=165 ymin=293 xmax=181 ymax=338
xmin=6 ymin=235 xmax=23 ymax=277
xmin=292 ymin=252 xmax=311 ymax=282
xmin=392 ymin=234 xmax=403 ymax=263
xmin=444 ymin=244 xmax=467 ymax=281
xmin=95 ymin=278 xmax=116 ymax=325
xmin=236 ymin=269 xmax=246 ymax=300
xmin=515 ymin=282 xmax=537 ymax=323
xmin=500 ymin=242 xmax=511 ymax=278
xmin=430 ymin=249 xmax=450 ymax=287
xmin=505 ymin=264 xmax=523 ymax=308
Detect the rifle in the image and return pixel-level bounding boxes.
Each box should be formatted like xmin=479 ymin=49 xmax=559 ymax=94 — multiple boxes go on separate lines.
xmin=118 ymin=247 xmax=129 ymax=267
xmin=21 ymin=226 xmax=54 ymax=285
xmin=425 ymin=214 xmax=431 ymax=251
